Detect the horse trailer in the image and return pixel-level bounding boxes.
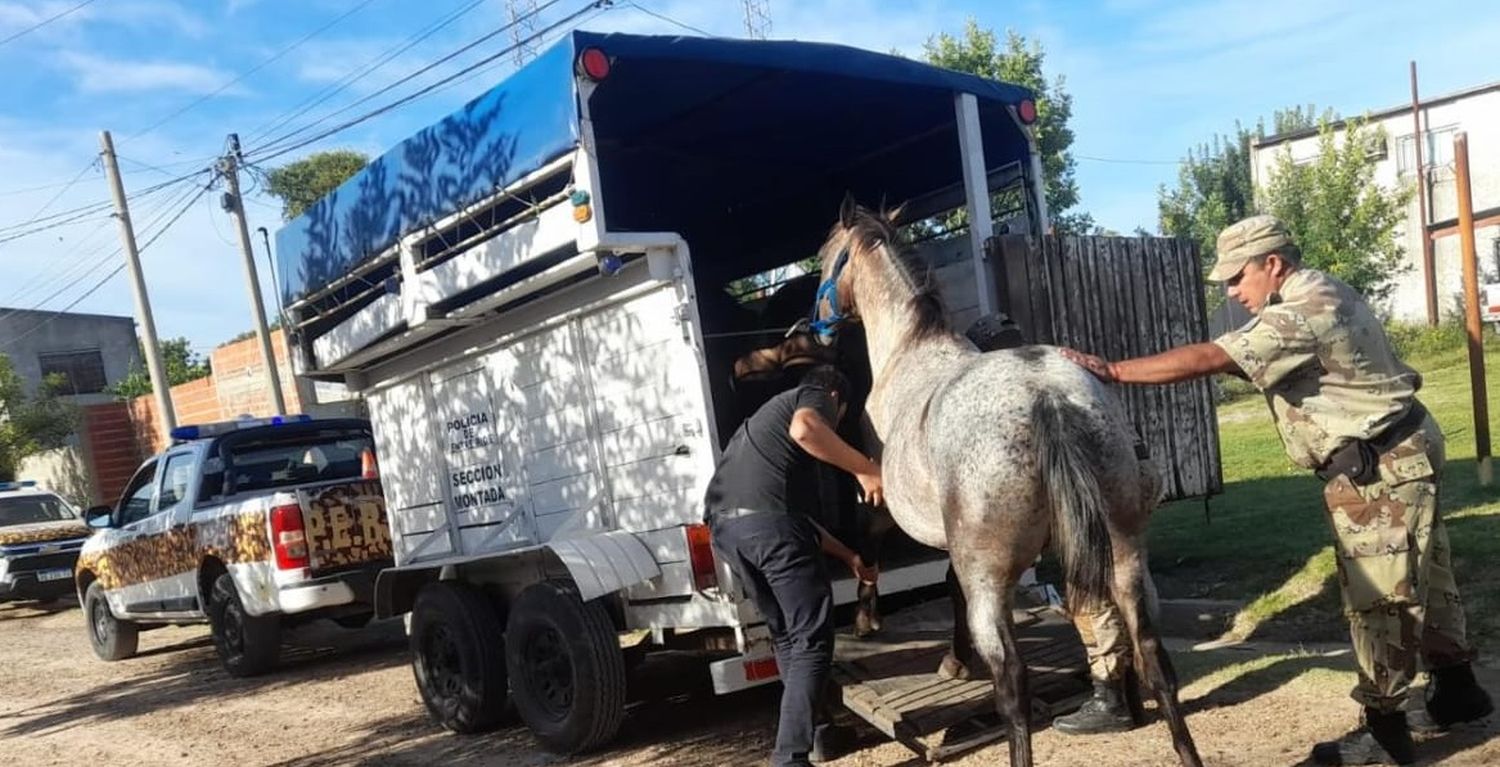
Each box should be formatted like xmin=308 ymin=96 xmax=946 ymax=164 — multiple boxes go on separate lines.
xmin=275 ymin=32 xmax=1049 ymax=753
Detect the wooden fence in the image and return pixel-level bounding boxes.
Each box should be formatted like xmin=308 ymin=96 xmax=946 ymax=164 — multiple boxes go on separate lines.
xmin=990 ymin=234 xmax=1223 ymax=501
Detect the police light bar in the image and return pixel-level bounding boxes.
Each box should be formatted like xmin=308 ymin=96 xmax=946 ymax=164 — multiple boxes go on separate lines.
xmin=0 ymin=480 xmax=38 ymax=492
xmin=171 ymin=414 xmax=314 ymax=441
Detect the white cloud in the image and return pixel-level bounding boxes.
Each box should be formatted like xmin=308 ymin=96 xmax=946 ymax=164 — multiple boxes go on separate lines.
xmin=57 ymin=51 xmax=237 ymax=95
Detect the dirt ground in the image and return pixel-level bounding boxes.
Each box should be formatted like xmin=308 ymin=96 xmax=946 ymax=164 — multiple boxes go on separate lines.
xmin=1 ymin=597 xmax=1496 ymax=767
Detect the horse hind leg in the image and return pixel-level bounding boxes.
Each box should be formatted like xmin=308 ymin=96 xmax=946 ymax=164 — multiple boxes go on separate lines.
xmin=1111 ymin=536 xmax=1203 ymax=767
xmin=962 ymin=569 xmax=1033 ymax=767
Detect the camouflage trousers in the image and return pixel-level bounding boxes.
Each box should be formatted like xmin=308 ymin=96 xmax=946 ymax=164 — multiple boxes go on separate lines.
xmin=1322 ymin=417 xmax=1475 ymax=712
xmin=1072 ymin=604 xmax=1129 ymax=683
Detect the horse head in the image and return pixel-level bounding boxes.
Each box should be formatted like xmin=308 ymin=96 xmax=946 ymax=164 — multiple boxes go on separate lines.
xmin=810 ymin=196 xmax=904 ymax=345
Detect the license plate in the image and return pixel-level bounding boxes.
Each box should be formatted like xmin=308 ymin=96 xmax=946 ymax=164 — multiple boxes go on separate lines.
xmin=36 ymin=568 xmax=72 ymax=582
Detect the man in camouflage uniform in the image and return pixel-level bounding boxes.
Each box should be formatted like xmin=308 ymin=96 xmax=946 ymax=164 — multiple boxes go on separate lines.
xmin=1052 ymin=607 xmax=1142 ymax=734
xmin=1062 ymin=215 xmax=1492 ymax=765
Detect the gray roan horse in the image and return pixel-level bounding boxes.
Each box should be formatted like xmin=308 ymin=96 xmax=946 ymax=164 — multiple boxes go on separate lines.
xmin=811 ymin=199 xmax=1202 ymax=767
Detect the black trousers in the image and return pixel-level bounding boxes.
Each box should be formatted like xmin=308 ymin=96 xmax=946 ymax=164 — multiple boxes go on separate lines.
xmin=709 ymin=510 xmax=835 ymax=767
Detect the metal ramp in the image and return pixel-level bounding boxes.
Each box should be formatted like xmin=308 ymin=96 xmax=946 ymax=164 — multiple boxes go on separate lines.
xmin=833 ymin=599 xmax=1091 ymax=762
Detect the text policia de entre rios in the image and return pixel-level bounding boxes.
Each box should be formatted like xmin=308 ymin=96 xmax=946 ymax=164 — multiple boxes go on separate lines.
xmin=450 ymin=463 xmax=509 ymax=510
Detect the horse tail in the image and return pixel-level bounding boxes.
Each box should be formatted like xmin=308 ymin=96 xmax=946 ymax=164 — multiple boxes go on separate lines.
xmin=1032 ymin=392 xmax=1114 ymax=613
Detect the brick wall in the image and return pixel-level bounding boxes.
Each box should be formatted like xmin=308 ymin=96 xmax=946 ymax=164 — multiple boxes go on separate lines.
xmin=80 ymin=330 xmax=312 ymax=504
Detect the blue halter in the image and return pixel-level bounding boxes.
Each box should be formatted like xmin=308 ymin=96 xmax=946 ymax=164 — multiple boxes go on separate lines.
xmin=808 ymin=248 xmax=850 ymax=341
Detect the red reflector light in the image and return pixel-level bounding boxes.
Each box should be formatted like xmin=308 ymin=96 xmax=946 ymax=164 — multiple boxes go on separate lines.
xmin=270 ymin=504 xmax=310 ymax=570
xmin=1017 ymin=99 xmax=1038 ymax=125
xmin=744 ymin=657 xmax=779 ymax=681
xmin=578 ymin=47 xmax=610 ymax=81
xmin=360 ymin=447 xmax=379 ymax=480
xmin=686 ymin=523 xmax=717 ymax=591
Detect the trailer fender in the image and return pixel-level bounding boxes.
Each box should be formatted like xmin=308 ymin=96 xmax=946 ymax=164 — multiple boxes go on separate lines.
xmin=374 ymin=564 xmax=442 ymax=619
xmin=545 ymin=530 xmax=661 ymax=603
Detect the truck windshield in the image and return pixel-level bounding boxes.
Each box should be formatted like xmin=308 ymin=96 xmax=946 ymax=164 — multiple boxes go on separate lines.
xmin=226 ymin=429 xmax=376 ymax=494
xmin=0 ymin=495 xmax=77 ymax=527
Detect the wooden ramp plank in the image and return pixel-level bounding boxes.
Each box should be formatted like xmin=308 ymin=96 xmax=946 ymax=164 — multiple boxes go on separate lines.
xmin=834 ymin=601 xmax=1090 ymax=763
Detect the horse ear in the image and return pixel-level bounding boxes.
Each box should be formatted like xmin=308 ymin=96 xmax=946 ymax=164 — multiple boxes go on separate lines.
xmin=885 ymin=203 xmax=908 ymax=226
xmin=839 ymin=193 xmax=859 ymax=228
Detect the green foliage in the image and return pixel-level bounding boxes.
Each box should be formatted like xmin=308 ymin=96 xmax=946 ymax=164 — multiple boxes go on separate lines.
xmin=0 ymin=355 xmax=79 ymax=481
xmin=923 ymin=21 xmax=1091 ymax=234
xmin=1384 ymin=318 xmax=1480 ymax=363
xmin=109 ymin=337 xmax=211 ymax=399
xmin=1260 ymin=118 xmax=1413 ymax=303
xmin=223 ymin=319 xmax=284 ymax=346
xmin=263 ymin=150 xmax=369 ymax=221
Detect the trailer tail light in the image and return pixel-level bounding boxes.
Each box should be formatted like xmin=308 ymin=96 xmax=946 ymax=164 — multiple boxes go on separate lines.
xmin=1017 ymin=99 xmax=1037 ymax=125
xmin=270 ymin=504 xmax=309 ymax=570
xmin=744 ymin=657 xmax=779 ymax=681
xmin=577 ymin=47 xmax=610 ymax=82
xmin=360 ymin=447 xmax=379 ymax=480
xmin=686 ymin=523 xmax=717 ymax=590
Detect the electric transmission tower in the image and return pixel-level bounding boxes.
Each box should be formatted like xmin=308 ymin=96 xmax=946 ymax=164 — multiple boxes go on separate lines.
xmin=742 ymin=0 xmax=770 ymax=39
xmin=507 ymin=0 xmax=541 ymax=66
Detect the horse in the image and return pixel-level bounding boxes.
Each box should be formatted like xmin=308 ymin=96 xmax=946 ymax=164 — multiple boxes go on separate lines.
xmin=810 ymin=198 xmax=1202 ymax=767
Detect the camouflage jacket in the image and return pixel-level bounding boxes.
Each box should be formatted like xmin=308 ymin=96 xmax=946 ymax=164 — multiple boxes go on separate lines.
xmin=1213 ymin=269 xmax=1422 ymax=469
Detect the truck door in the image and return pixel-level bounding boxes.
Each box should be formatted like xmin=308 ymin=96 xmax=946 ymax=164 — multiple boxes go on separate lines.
xmin=106 ymin=452 xmax=201 ymax=617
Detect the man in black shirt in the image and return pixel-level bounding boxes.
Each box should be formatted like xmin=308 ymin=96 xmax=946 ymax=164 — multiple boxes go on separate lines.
xmin=705 ymin=365 xmax=883 ymax=767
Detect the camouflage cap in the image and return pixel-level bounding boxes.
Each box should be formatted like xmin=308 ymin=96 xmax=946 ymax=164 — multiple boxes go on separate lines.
xmin=1209 ymin=215 xmax=1294 ymax=282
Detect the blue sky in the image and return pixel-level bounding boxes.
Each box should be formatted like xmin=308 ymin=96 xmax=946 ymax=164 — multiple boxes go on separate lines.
xmin=1 ymin=0 xmax=1498 ymax=352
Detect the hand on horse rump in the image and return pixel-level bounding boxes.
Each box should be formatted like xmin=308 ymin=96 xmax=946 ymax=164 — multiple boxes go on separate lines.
xmin=1059 ymin=347 xmax=1117 ymax=382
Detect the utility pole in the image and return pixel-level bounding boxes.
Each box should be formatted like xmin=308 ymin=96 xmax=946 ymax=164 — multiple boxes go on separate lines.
xmin=99 ymin=130 xmax=177 ymax=441
xmin=1410 ymin=61 xmax=1439 ymax=326
xmin=219 ymin=134 xmax=287 ymax=416
xmin=1453 ymin=131 xmax=1491 ymax=486
xmin=742 ymin=0 xmax=770 ymax=39
xmin=506 ymin=0 xmax=540 ymax=66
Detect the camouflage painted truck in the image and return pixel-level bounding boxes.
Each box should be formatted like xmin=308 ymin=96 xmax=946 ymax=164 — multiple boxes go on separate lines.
xmin=0 ymin=481 xmax=90 ymax=604
xmin=75 ymin=415 xmax=393 ymax=676
xmin=274 ymin=32 xmax=1050 ymax=755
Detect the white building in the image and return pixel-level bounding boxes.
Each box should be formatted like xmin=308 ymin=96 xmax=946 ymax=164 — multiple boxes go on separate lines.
xmin=1251 ymin=81 xmax=1500 ymax=322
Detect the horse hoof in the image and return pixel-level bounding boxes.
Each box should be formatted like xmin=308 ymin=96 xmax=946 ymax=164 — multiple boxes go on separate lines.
xmin=854 ymin=616 xmax=879 ymax=638
xmin=937 ymin=652 xmax=974 ymax=681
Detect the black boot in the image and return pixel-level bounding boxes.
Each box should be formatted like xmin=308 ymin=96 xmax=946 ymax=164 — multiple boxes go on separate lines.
xmin=1408 ymin=663 xmax=1494 ymax=734
xmin=809 ymin=723 xmax=853 ymax=763
xmin=1310 ymin=708 xmax=1416 ymax=765
xmin=1052 ymin=680 xmax=1135 ymax=735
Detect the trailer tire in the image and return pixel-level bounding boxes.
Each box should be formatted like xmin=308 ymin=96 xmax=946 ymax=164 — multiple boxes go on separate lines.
xmin=208 ymin=573 xmax=281 ymax=677
xmin=506 ymin=580 xmax=625 ymax=755
xmin=410 ymin=582 xmax=509 ymax=733
xmin=84 ymin=581 xmax=138 ymax=661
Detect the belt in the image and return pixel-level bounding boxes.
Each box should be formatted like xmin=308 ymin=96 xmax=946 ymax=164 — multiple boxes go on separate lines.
xmin=1369 ymin=402 xmax=1430 ymax=456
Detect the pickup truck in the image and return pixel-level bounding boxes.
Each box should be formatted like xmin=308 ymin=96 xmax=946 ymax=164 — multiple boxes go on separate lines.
xmin=75 ymin=415 xmax=393 ymax=676
xmin=0 ymin=481 xmax=89 ymax=603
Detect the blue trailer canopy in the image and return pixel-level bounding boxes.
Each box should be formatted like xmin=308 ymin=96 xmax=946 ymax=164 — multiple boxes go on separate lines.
xmin=275 ymin=31 xmax=1036 ymax=306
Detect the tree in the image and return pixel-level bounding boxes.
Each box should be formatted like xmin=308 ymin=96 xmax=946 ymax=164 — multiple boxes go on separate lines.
xmin=0 ymin=357 xmax=79 ymax=481
xmin=263 ymin=150 xmax=369 ymax=221
xmin=1260 ymin=118 xmax=1412 ymax=302
xmin=923 ymin=21 xmax=1092 ymax=233
xmin=110 ymin=338 xmax=211 ymax=399
xmin=1158 ymin=106 xmax=1329 ymax=267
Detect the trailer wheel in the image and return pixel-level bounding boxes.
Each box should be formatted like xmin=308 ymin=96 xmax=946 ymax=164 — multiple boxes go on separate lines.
xmin=84 ymin=581 xmax=138 ymax=661
xmin=209 ymin=573 xmax=281 ymax=677
xmin=506 ymin=580 xmax=626 ymax=754
xmin=410 ymin=582 xmax=509 ymax=733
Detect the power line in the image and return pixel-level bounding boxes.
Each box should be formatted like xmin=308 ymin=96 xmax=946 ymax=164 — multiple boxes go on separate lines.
xmin=248 ymin=0 xmax=608 ymax=164
xmin=248 ymin=0 xmax=575 ymax=160
xmin=625 ymin=1 xmax=711 ymax=36
xmin=0 ymin=0 xmax=97 ymax=48
xmin=0 ymin=170 xmax=208 ymax=236
xmin=0 ymin=178 xmax=214 ymax=349
xmin=1075 ymin=154 xmax=1183 ymax=166
xmin=243 ymin=0 xmax=491 ymax=147
xmin=128 ymin=0 xmax=382 ymax=139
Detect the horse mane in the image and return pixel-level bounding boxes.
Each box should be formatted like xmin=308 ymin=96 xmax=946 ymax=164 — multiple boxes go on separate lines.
xmin=843 ymin=206 xmax=951 ymax=342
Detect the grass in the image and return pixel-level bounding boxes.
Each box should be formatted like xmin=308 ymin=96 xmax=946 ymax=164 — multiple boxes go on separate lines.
xmin=1148 ymin=331 xmax=1500 ymax=658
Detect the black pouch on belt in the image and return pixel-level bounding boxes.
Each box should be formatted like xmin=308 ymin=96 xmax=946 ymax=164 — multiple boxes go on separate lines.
xmin=1317 ymin=439 xmax=1380 ymax=485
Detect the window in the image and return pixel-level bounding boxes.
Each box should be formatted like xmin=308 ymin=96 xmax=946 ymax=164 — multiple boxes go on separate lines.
xmin=118 ymin=460 xmax=158 ymax=526
xmin=156 ymin=453 xmax=196 ymax=511
xmin=1396 ymin=126 xmax=1458 ymax=176
xmin=0 ymin=495 xmax=76 ymax=527
xmin=38 ymin=349 xmax=107 ymax=395
xmin=226 ymin=429 xmax=374 ymax=495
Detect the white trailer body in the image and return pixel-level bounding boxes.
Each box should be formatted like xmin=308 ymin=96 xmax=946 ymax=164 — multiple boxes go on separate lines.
xmin=275 ymin=31 xmax=1046 ymax=753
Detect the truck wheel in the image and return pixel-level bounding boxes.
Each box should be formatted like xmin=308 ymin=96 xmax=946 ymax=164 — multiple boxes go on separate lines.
xmin=84 ymin=581 xmax=138 ymax=661
xmin=410 ymin=582 xmax=509 ymax=733
xmin=506 ymin=580 xmax=626 ymax=754
xmin=208 ymin=573 xmax=281 ymax=677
